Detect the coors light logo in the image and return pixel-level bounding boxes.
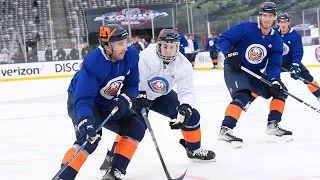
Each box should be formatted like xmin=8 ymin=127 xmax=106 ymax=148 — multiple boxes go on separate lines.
xmin=93 ymin=8 xmax=169 ymax=27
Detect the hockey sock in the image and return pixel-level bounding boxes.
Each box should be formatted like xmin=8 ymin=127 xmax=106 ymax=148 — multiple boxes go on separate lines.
xmin=181 ymin=128 xmax=201 ymax=150
xmin=307 ymin=81 xmax=320 ymax=97
xmin=59 ymin=145 xmax=88 ymax=179
xmin=110 ymin=135 xmax=122 ymax=156
xmin=268 ymin=98 xmax=285 ymax=122
xmin=113 ymin=136 xmax=138 ymax=174
xmin=222 ymin=101 xmax=243 ymax=129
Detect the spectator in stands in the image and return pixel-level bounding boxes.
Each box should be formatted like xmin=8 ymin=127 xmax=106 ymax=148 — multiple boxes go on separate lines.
xmin=35 ymin=15 xmax=40 ymax=24
xmin=69 ymin=44 xmax=79 ymax=60
xmin=45 ymin=44 xmax=53 ymax=61
xmin=81 ymin=41 xmax=90 ymax=58
xmin=131 ymin=36 xmax=143 ymax=53
xmin=27 ymin=46 xmax=37 ymax=62
xmin=138 ymin=37 xmax=145 ymax=49
xmin=33 ymin=0 xmax=38 ymax=8
xmin=11 ymin=48 xmax=24 ymax=64
xmin=141 ymin=38 xmax=148 ymax=48
xmin=174 ymin=28 xmax=188 ymax=56
xmin=147 ymin=38 xmax=157 ymax=48
xmin=55 ymin=45 xmax=66 ymax=61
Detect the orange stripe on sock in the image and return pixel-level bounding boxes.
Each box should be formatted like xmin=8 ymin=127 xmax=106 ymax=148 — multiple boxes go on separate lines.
xmin=181 ymin=128 xmax=201 ymax=143
xmin=308 ymin=81 xmax=320 ymax=93
xmin=225 ymin=104 xmax=242 ymax=120
xmin=213 ymin=59 xmax=218 ymax=63
xmin=269 ymin=99 xmax=285 ymax=114
xmin=61 ymin=147 xmax=87 ymax=172
xmin=114 ymin=138 xmax=138 ymax=160
xmin=115 ymin=135 xmax=122 ymax=143
xmin=191 ymin=61 xmax=195 ymax=65
xmin=251 ymin=92 xmax=258 ymax=98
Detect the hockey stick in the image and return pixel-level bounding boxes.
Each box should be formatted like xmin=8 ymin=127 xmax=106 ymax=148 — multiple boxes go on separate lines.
xmin=51 ymin=106 xmax=119 ymax=180
xmin=241 ymin=66 xmax=320 ymax=114
xmin=141 ymin=107 xmax=187 ymax=180
xmin=281 ymin=67 xmax=320 ymax=89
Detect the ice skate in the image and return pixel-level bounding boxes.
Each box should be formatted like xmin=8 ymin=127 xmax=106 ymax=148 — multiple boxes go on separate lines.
xmin=218 ymin=126 xmax=243 ymax=148
xmin=180 ymin=139 xmax=216 ymax=162
xmin=266 ymin=120 xmax=293 ymax=143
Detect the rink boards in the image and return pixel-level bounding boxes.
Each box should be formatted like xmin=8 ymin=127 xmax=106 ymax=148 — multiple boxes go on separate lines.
xmin=0 ymin=45 xmax=319 ymax=82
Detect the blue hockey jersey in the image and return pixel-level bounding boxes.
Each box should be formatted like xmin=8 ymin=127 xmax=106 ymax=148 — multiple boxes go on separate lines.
xmin=67 ymin=46 xmax=140 ymax=120
xmin=274 ymin=27 xmax=303 ymax=64
xmin=206 ymin=37 xmax=218 ymax=51
xmin=218 ymin=22 xmax=284 ymax=80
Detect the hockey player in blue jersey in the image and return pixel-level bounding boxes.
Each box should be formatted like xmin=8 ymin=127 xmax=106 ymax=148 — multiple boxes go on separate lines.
xmin=175 ymin=28 xmax=188 ymax=56
xmin=55 ymin=24 xmax=145 ymax=180
xmin=217 ymin=2 xmax=292 ymax=148
xmin=205 ymin=32 xmax=219 ymax=69
xmin=246 ymin=13 xmax=320 ymax=108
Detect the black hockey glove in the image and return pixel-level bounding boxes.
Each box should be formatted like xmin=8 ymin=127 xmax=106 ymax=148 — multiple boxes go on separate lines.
xmin=76 ymin=117 xmax=101 ymax=145
xmin=109 ymin=93 xmax=133 ymax=120
xmin=134 ymin=91 xmax=150 ymax=110
xmin=269 ymin=78 xmax=285 ymax=97
xmin=225 ymin=49 xmax=241 ymax=72
xmin=290 ymin=63 xmax=301 ymax=80
xmin=170 ymin=104 xmax=193 ymax=129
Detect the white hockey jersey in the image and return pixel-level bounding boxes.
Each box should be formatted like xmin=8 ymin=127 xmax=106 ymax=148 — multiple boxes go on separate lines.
xmin=138 ymin=44 xmax=196 ymax=107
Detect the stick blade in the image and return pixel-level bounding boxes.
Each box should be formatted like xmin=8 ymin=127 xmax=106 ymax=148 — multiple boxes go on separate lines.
xmin=171 ymin=169 xmax=187 ymax=180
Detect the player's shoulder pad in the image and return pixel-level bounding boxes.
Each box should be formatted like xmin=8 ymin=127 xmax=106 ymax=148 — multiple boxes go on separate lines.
xmin=290 ymin=28 xmax=302 ymax=38
xmin=124 ymin=46 xmax=139 ymax=66
xmin=81 ymin=47 xmax=111 ymax=78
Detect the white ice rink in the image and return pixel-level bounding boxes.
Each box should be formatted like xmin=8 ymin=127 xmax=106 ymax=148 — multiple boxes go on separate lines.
xmin=1 ymin=69 xmax=320 ymax=180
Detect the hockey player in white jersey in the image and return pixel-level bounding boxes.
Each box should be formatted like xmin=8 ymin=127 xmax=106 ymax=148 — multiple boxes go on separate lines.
xmin=98 ymin=29 xmax=216 ymax=178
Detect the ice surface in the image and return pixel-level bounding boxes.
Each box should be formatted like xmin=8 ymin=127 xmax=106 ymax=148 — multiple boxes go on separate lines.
xmin=1 ymin=70 xmax=320 ymax=180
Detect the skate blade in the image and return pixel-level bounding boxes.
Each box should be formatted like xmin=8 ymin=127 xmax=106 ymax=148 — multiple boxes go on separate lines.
xmin=189 ymin=158 xmax=217 ymax=163
xmin=218 ymin=139 xmax=243 ymax=148
xmin=96 ymin=170 xmax=107 ymax=180
xmin=266 ymin=134 xmax=293 ymax=143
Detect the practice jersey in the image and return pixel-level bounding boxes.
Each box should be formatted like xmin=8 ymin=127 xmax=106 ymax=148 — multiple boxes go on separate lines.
xmin=218 ymin=22 xmax=284 ymax=80
xmin=274 ymin=27 xmax=303 ymax=64
xmin=138 ymin=44 xmax=196 ymax=107
xmin=68 ymin=46 xmax=140 ymax=120
xmin=206 ymin=37 xmax=218 ymax=51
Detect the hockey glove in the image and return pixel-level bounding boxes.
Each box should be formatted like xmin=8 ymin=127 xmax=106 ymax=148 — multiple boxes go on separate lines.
xmin=109 ymin=93 xmax=133 ymax=120
xmin=76 ymin=117 xmax=101 ymax=144
xmin=269 ymin=78 xmax=285 ymax=97
xmin=290 ymin=63 xmax=301 ymax=80
xmin=135 ymin=91 xmax=150 ymax=110
xmin=225 ymin=49 xmax=241 ymax=72
xmin=170 ymin=104 xmax=193 ymax=129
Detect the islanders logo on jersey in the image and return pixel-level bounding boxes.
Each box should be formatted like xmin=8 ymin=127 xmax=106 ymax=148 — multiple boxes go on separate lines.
xmin=245 ymin=44 xmax=267 ymax=64
xmin=315 ymin=46 xmax=320 ymax=62
xmin=283 ymin=43 xmax=290 ymax=55
xmin=147 ymin=77 xmax=169 ymax=94
xmin=100 ymin=76 xmax=125 ymax=100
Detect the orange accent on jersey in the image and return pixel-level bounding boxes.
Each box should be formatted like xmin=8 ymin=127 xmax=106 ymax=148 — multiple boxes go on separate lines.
xmin=225 ymin=104 xmax=242 ymax=120
xmin=61 ymin=147 xmax=87 ymax=172
xmin=99 ymin=27 xmax=117 ymax=42
xmin=251 ymin=93 xmax=259 ymax=98
xmin=181 ymin=128 xmax=201 ymax=143
xmin=115 ymin=135 xmax=122 ymax=143
xmin=269 ymin=99 xmax=285 ymax=114
xmin=308 ymin=81 xmax=320 ymax=93
xmin=79 ymin=62 xmax=83 ymax=69
xmin=114 ymin=138 xmax=138 ymax=160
